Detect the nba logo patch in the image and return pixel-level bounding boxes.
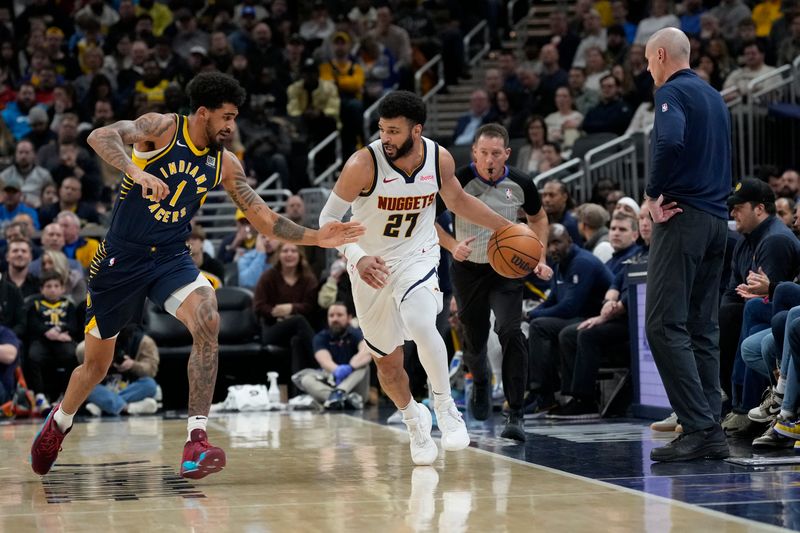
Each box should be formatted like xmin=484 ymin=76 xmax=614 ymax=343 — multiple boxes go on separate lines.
xmin=505 ymin=188 xmax=512 ymax=200
xmin=206 ymin=155 xmax=216 ymax=167
xmin=661 ymin=103 xmax=668 ymax=112
xmin=109 ymin=257 xmax=116 ymax=267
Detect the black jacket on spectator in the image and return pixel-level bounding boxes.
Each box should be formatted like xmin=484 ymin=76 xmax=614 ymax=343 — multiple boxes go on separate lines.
xmin=39 ymin=202 xmax=101 ymax=228
xmin=583 ymin=97 xmax=633 ymax=135
xmin=0 ymin=276 xmax=24 ymax=338
xmin=723 ymin=215 xmax=800 ymax=305
xmin=23 ymin=296 xmax=80 ymax=342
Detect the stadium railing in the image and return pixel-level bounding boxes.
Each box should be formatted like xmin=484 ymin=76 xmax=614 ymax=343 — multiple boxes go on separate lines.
xmin=464 ymin=20 xmax=491 ymax=67
xmin=307 ymin=130 xmax=342 ymax=187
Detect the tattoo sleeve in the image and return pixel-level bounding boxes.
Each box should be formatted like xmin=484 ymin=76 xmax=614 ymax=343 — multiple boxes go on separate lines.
xmin=87 ymin=113 xmax=173 ymax=174
xmin=225 ymin=157 xmax=310 ymax=243
xmin=186 ymin=287 xmax=219 ymax=417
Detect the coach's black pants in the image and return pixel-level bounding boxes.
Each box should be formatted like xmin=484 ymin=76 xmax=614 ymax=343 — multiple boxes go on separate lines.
xmin=645 ymin=204 xmax=727 ymax=433
xmin=451 ymin=260 xmax=527 ymax=410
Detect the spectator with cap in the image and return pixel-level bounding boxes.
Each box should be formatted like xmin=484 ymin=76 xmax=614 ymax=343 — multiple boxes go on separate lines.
xmin=287 ymin=57 xmax=340 ymax=152
xmin=720 ymin=178 xmax=800 ymax=435
xmin=320 ymin=31 xmax=365 ymax=157
xmin=0 ymin=140 xmax=53 ymax=210
xmin=22 ymin=107 xmax=56 ymax=151
xmin=39 ymin=176 xmax=100 ymax=228
xmin=0 ymin=177 xmax=40 ymax=230
xmin=218 ymin=209 xmax=258 ymax=264
xmin=576 ymin=203 xmax=613 ymax=262
xmin=2 ymin=83 xmax=45 ymax=141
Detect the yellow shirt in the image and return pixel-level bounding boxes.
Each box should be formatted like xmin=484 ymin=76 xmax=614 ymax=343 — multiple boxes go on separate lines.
xmin=752 ymin=0 xmax=782 ymax=37
xmin=135 ymin=79 xmax=170 ymax=104
xmin=319 ymin=60 xmax=365 ymax=100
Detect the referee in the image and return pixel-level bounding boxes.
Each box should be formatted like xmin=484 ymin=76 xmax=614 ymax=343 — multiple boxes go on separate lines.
xmin=644 ymin=28 xmax=731 ymax=462
xmin=436 ymin=123 xmax=551 ymax=442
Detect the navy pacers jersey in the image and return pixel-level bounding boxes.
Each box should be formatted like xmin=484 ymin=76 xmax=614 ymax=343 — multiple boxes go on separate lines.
xmin=107 ymin=114 xmax=223 ymax=246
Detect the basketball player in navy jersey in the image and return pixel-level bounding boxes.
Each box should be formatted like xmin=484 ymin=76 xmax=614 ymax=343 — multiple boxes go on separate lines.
xmin=320 ymin=91 xmax=514 ymax=465
xmin=30 ymin=72 xmax=364 ymax=479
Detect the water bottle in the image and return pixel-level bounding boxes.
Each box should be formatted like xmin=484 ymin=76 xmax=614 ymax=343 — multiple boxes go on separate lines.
xmin=267 ymin=372 xmax=280 ymax=404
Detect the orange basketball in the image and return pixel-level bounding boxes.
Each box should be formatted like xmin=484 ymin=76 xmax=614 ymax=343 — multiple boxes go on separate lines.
xmin=487 ymin=224 xmax=543 ymax=279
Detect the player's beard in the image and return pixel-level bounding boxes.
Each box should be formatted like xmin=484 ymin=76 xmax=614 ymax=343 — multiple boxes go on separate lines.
xmin=383 ymin=133 xmax=414 ymax=161
xmin=206 ymin=123 xmax=228 ymax=152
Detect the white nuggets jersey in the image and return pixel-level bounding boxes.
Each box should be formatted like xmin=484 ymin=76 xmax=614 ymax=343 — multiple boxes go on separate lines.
xmin=350 ymin=137 xmax=442 ymax=269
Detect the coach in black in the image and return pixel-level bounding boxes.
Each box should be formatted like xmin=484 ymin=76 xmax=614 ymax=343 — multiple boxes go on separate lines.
xmin=436 ymin=123 xmax=551 ymax=442
xmin=644 ymin=28 xmax=731 ymax=462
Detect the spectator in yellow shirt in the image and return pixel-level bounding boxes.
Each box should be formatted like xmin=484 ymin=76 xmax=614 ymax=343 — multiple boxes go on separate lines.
xmin=134 ymin=58 xmax=170 ymax=105
xmin=319 ymin=32 xmax=364 ymax=156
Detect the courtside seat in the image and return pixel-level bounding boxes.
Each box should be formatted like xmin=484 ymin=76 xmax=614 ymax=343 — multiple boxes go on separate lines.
xmin=216 ymin=286 xmax=261 ymax=359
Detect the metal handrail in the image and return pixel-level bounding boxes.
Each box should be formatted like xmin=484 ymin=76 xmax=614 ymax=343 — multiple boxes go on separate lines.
xmin=362 ymin=86 xmax=396 ymax=143
xmin=255 ymin=172 xmax=280 ymax=191
xmin=463 ymin=20 xmax=490 ymax=66
xmin=194 ymin=187 xmax=293 ymax=244
xmin=584 ymin=134 xmax=639 ymax=201
xmin=307 ymin=130 xmax=342 ymax=186
xmin=533 ymin=157 xmax=584 ymax=188
xmin=414 ymin=54 xmax=442 ymax=96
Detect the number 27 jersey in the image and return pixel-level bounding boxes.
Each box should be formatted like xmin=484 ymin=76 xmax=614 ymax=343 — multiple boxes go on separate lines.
xmin=350 ymin=137 xmax=442 ymax=269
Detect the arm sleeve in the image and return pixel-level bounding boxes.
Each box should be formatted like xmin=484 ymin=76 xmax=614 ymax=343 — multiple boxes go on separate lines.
xmin=646 ymin=87 xmax=687 ymax=199
xmin=518 ymin=173 xmax=543 ymax=215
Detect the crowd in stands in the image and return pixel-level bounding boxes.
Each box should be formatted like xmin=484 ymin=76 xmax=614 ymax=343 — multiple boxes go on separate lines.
xmin=2 ymin=0 xmax=800 ymax=462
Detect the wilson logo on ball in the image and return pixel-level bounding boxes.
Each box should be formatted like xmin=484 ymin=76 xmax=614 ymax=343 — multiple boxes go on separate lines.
xmin=511 ymin=255 xmax=535 ymax=272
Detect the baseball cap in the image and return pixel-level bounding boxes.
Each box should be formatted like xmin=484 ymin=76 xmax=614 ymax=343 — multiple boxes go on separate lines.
xmin=241 ymin=5 xmax=257 ymax=17
xmin=332 ymin=31 xmax=351 ymax=44
xmin=189 ymin=45 xmax=208 ymax=57
xmin=727 ymin=178 xmax=775 ymax=208
xmin=616 ymin=196 xmax=641 ymax=215
xmin=28 ymin=106 xmax=49 ymax=125
xmin=3 ymin=176 xmax=23 ymax=191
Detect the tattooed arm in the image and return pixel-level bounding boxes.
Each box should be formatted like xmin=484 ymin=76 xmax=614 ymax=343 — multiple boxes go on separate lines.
xmin=220 ymin=151 xmax=364 ymax=247
xmin=86 ymin=112 xmax=175 ymax=201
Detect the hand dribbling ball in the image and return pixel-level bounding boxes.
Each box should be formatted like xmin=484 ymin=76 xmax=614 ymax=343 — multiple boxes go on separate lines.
xmin=487 ymin=223 xmax=543 ymax=279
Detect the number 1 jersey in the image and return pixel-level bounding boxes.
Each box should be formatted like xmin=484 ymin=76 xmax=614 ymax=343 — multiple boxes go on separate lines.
xmin=350 ymin=137 xmax=442 ymax=269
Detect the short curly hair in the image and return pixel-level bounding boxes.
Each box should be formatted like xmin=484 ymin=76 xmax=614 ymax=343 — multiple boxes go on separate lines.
xmin=186 ymin=72 xmax=247 ymax=112
xmin=378 ymin=90 xmax=426 ymax=126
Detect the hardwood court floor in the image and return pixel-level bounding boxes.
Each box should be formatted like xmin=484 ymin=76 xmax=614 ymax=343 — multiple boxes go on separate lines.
xmin=0 ymin=411 xmax=787 ymax=532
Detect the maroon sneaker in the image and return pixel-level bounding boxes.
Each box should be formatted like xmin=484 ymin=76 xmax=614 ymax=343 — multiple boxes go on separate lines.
xmin=180 ymin=429 xmax=226 ymax=479
xmin=30 ymin=403 xmax=71 ymax=475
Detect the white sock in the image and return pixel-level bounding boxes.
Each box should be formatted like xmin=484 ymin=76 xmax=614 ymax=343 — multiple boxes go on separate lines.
xmin=777 ymin=377 xmax=787 ymax=395
xmin=187 ymin=415 xmax=208 ymax=441
xmin=433 ymin=391 xmax=451 ymax=409
xmin=399 ymin=289 xmax=451 ymax=399
xmin=53 ymin=406 xmax=74 ymax=433
xmin=400 ymin=399 xmax=420 ymax=421
xmin=780 ymin=409 xmax=795 ymax=420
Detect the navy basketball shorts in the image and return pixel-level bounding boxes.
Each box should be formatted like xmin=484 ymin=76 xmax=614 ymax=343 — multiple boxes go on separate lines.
xmin=85 ymin=235 xmax=202 ymax=339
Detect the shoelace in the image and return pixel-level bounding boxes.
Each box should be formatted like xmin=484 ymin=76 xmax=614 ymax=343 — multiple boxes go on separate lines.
xmin=405 ymin=419 xmax=429 ymax=447
xmin=38 ymin=431 xmax=62 ymax=456
xmin=437 ymin=402 xmax=463 ymax=431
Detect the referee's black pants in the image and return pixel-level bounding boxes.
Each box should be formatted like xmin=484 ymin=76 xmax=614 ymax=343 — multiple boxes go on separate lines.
xmin=645 ymin=204 xmax=727 ymax=433
xmin=451 ymin=260 xmax=527 ymax=411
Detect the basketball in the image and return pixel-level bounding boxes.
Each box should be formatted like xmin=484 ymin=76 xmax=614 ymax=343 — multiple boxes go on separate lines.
xmin=487 ymin=223 xmax=543 ymax=279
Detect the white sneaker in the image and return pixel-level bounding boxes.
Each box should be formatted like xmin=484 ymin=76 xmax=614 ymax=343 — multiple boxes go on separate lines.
xmin=35 ymin=393 xmax=50 ymax=414
xmin=85 ymin=402 xmax=102 ymax=417
xmin=387 ymin=409 xmax=403 ymax=424
xmin=434 ymin=396 xmax=470 ymax=451
xmin=126 ymin=397 xmax=158 ymax=415
xmin=403 ymin=402 xmax=438 ymax=466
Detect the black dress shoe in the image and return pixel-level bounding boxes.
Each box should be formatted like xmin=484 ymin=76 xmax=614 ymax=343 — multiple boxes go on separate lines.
xmin=500 ymin=410 xmax=526 ymax=442
xmin=650 ymin=425 xmax=729 ymax=462
xmin=470 ymin=381 xmax=491 ymax=421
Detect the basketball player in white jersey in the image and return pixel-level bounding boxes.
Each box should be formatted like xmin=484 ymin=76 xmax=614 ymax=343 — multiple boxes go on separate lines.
xmin=319 ymin=91 xmax=512 ymax=465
